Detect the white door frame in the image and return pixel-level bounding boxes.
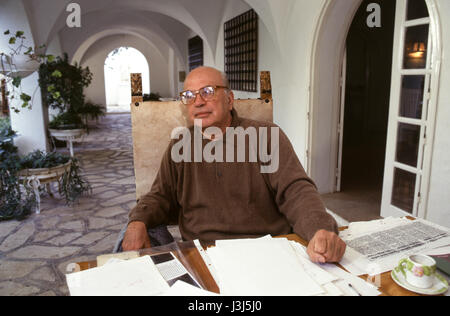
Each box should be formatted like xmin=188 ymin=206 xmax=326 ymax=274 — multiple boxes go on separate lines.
xmin=336 ymin=50 xmax=347 ymax=192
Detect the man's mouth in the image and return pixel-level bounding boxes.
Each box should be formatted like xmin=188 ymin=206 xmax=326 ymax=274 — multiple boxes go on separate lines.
xmin=194 ymin=112 xmax=211 ymax=118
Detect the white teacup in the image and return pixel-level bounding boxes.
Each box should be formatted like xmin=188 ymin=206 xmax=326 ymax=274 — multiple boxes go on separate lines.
xmin=397 ymin=254 xmax=437 ymax=289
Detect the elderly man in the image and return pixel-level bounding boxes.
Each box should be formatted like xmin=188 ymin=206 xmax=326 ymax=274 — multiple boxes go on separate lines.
xmin=123 ymin=66 xmax=346 ymax=263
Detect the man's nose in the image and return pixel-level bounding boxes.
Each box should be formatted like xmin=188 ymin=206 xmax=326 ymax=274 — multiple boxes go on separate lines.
xmin=192 ymin=93 xmax=205 ymax=107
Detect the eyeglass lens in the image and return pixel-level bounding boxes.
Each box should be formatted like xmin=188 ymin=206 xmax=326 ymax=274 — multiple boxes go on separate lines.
xmin=182 ymin=86 xmax=215 ymax=104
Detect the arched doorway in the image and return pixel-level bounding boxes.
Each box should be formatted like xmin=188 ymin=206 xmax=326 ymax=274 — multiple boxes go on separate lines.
xmin=309 ymin=0 xmax=442 ymax=222
xmin=334 ymin=0 xmax=396 ymax=221
xmin=104 ymin=47 xmax=150 ymax=113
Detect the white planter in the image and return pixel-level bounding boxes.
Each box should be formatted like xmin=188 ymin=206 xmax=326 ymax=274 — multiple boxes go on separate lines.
xmin=49 ymin=128 xmax=85 ymax=139
xmin=0 ymin=54 xmax=40 ymax=78
xmin=49 ymin=128 xmax=85 ymax=157
xmin=18 ymin=161 xmax=72 ymax=183
xmin=18 ymin=161 xmax=72 ymax=214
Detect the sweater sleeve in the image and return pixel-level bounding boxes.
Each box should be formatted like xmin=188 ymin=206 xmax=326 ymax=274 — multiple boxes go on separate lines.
xmin=128 ymin=142 xmax=179 ymax=228
xmin=265 ymin=128 xmax=338 ymax=241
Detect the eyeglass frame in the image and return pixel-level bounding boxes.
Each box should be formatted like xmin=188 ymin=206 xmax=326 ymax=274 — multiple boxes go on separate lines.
xmin=179 ymin=85 xmax=229 ymax=105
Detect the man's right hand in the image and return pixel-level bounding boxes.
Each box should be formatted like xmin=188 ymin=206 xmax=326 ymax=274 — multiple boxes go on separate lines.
xmin=122 ymin=221 xmax=151 ymax=251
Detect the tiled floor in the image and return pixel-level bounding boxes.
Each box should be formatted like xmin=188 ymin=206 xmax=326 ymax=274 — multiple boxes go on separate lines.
xmin=321 ymin=188 xmax=383 ymax=223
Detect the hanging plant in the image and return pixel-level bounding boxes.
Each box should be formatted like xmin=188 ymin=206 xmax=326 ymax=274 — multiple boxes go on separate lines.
xmin=0 ymin=30 xmax=55 ymax=113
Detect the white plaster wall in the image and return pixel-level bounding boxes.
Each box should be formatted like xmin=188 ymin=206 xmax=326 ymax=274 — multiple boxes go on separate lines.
xmin=80 ymin=34 xmax=174 ymax=108
xmin=260 ymin=0 xmax=327 ymax=167
xmin=8 ymin=72 xmax=47 ymax=155
xmin=0 ymin=0 xmax=48 ymax=154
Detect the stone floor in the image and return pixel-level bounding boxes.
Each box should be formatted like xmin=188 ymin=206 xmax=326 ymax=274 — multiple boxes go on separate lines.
xmin=0 ymin=114 xmax=180 ymax=296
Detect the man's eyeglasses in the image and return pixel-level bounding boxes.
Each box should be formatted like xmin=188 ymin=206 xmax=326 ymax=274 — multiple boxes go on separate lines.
xmin=179 ymin=85 xmax=228 ymax=105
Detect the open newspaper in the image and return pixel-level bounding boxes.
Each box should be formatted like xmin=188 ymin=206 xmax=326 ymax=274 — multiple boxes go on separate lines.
xmin=339 ymin=217 xmax=450 ymax=276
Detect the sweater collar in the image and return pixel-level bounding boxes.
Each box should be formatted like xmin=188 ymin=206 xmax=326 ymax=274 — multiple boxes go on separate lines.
xmin=230 ymin=107 xmax=240 ymax=128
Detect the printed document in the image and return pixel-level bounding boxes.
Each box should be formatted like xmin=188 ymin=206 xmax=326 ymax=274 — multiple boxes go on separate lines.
xmin=340 ymin=217 xmax=450 ymax=276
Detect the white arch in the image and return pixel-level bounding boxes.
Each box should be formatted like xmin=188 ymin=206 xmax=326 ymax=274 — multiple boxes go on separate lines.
xmin=71 ymin=28 xmax=172 ymax=67
xmin=67 ymin=10 xmax=186 ymax=68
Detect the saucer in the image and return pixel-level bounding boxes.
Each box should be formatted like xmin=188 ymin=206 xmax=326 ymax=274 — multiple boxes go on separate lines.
xmin=391 ymin=267 xmax=449 ymax=295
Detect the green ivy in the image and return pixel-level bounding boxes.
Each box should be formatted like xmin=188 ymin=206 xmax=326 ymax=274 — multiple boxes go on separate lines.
xmin=0 ymin=118 xmax=35 ymax=221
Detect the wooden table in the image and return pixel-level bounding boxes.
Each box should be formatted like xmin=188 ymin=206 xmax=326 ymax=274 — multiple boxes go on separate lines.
xmin=74 ymin=233 xmax=434 ymax=296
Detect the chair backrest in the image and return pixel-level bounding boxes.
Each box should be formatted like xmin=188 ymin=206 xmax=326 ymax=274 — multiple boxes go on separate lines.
xmin=130 ymin=99 xmax=273 ymax=200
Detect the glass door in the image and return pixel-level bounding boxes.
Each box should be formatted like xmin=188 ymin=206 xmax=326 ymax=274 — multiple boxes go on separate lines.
xmin=381 ymin=0 xmax=439 ymax=218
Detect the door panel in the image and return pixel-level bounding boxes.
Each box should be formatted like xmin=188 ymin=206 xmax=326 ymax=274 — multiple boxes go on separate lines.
xmin=381 ymin=0 xmax=439 ymax=219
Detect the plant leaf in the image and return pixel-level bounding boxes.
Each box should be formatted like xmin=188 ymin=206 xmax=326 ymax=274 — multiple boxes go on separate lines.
xmin=51 ymin=70 xmax=62 ymax=78
xmin=20 ymin=93 xmax=31 ymax=102
xmin=12 ymin=77 xmax=22 ymax=88
xmin=9 ymin=37 xmax=16 ymax=45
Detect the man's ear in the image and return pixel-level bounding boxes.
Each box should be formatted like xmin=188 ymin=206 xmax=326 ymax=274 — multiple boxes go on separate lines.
xmin=227 ymin=90 xmax=234 ymax=110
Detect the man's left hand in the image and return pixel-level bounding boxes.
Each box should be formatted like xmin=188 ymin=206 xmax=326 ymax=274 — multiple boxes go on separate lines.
xmin=306 ymin=229 xmax=346 ymax=263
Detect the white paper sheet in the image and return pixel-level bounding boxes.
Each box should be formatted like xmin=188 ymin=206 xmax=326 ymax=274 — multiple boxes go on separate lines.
xmin=289 ymin=241 xmax=338 ymax=285
xmin=206 ymin=238 xmax=324 ymax=296
xmin=320 ymin=263 xmax=381 ymax=296
xmin=162 ymin=280 xmax=219 ymax=296
xmin=288 ymin=240 xmax=380 ymax=296
xmin=66 ymin=256 xmax=169 ymax=296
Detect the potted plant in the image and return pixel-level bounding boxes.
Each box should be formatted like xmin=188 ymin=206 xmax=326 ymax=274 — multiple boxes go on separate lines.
xmin=143 ymin=92 xmax=162 ymax=101
xmin=39 ymin=53 xmax=93 ymax=130
xmin=19 ymin=150 xmax=92 ymax=208
xmin=39 ymin=53 xmax=94 ymax=152
xmin=48 ymin=111 xmax=85 ymax=144
xmin=0 ymin=117 xmax=91 ymax=219
xmin=78 ymin=100 xmax=105 ymax=131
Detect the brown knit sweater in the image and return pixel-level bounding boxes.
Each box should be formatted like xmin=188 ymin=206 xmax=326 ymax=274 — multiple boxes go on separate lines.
xmin=128 ymin=109 xmax=338 ymax=242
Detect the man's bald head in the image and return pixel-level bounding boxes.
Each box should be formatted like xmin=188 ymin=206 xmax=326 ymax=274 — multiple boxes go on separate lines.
xmin=184 ymin=67 xmax=229 ymax=90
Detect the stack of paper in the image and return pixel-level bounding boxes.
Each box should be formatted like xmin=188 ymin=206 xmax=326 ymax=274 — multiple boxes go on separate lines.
xmin=203 ymin=236 xmax=380 ymax=296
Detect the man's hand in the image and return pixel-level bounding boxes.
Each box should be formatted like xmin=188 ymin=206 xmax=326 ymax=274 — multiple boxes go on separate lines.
xmin=122 ymin=221 xmax=151 ymax=251
xmin=306 ymin=229 xmax=346 ymax=263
